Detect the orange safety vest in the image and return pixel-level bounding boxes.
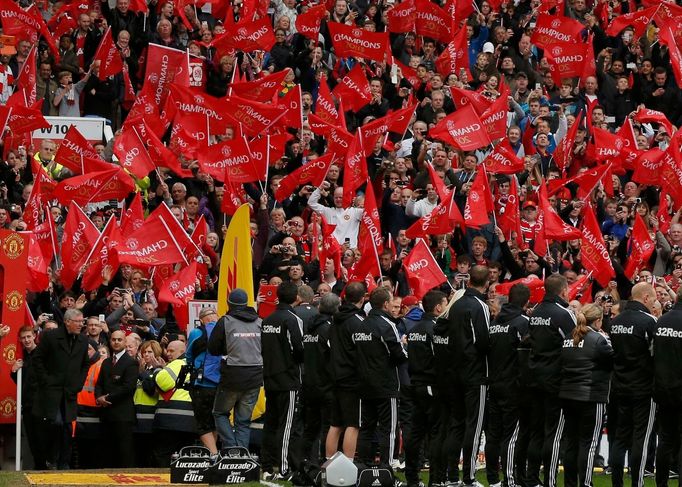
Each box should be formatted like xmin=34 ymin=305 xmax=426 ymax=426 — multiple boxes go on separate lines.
xmin=77 ymin=359 xmax=104 ymax=407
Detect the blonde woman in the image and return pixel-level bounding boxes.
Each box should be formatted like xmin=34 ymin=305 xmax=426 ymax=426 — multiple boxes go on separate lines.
xmin=559 ymin=303 xmax=613 ymax=487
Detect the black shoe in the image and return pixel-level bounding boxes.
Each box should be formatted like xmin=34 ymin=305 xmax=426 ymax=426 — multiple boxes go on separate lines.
xmin=644 ymin=469 xmax=655 ymax=478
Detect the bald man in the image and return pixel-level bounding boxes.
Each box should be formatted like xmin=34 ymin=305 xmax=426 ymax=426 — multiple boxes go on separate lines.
xmin=607 ymin=282 xmax=657 ymax=487
xmin=166 ymin=340 xmax=186 ymax=361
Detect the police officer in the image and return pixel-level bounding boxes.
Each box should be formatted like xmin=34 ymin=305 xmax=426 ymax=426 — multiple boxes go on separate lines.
xmin=653 ymin=287 xmax=682 ymax=487
xmin=435 ymin=265 xmax=490 ymax=487
xmin=608 ymin=282 xmax=657 ymax=487
xmin=526 ymin=274 xmax=576 ymax=487
xmin=261 ymin=282 xmax=304 ymax=481
xmin=559 ymin=303 xmax=613 ymax=487
xmin=404 ymin=290 xmax=447 ymax=487
xmin=485 ymin=284 xmax=530 ymax=487
xmin=355 ymin=287 xmax=408 ymax=469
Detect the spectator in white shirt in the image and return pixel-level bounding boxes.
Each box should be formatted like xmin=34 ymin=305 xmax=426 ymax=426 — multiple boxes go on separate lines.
xmin=308 ymin=181 xmax=363 ymax=248
xmin=406 ymin=183 xmax=438 ymax=218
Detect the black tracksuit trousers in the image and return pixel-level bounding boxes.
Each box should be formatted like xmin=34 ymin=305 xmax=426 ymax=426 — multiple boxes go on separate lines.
xmin=609 ymin=395 xmax=656 ymax=487
xmin=562 ymin=400 xmax=606 ymax=487
xmin=526 ymin=388 xmax=564 ymax=487
xmin=404 ymin=386 xmax=445 ymax=485
xmin=655 ymin=400 xmax=682 ymax=487
xmin=358 ymin=396 xmax=398 ymax=467
xmin=485 ymin=386 xmax=522 ymax=487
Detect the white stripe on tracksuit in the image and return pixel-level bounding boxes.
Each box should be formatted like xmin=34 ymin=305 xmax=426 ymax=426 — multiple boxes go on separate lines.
xmin=470 ymin=385 xmax=487 ymax=479
xmin=389 ymin=398 xmax=398 ymax=463
xmin=637 ymin=399 xmax=656 ymax=487
xmin=549 ymin=409 xmax=565 ymax=487
xmin=506 ymin=420 xmax=520 ymax=486
xmin=585 ymin=403 xmax=605 ymax=486
xmin=281 ymin=391 xmax=296 ymax=474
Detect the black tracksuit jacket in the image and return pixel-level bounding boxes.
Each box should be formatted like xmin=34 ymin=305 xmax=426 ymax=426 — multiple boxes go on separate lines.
xmin=487 ymin=303 xmax=529 ymax=392
xmin=653 ymin=303 xmax=682 ymax=405
xmin=407 ymin=313 xmax=437 ymax=388
xmin=559 ymin=327 xmax=614 ymax=403
xmin=353 ymin=308 xmax=408 ymax=399
xmin=261 ymin=303 xmax=304 ymax=391
xmin=329 ymin=302 xmax=366 ymax=390
xmin=528 ymin=294 xmax=577 ymax=394
xmin=609 ymin=300 xmax=656 ymax=398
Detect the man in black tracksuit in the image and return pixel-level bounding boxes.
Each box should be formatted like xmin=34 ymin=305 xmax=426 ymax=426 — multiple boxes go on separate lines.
xmin=486 ymin=283 xmax=531 ymax=487
xmin=434 ymin=265 xmax=491 ymax=487
xmin=261 ymin=282 xmax=305 ymax=479
xmin=404 ymin=290 xmax=448 ymax=487
xmin=300 ymin=293 xmax=339 ymax=466
xmin=654 ymin=289 xmax=682 ymax=487
xmin=526 ymin=274 xmax=576 ymax=487
xmin=355 ymin=287 xmax=408 ymax=469
xmin=608 ymin=282 xmax=657 ymax=487
xmin=325 ymin=281 xmax=367 ymax=460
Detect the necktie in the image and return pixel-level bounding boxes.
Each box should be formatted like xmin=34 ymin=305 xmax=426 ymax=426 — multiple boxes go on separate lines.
xmin=112 ymin=355 xmax=118 ymax=367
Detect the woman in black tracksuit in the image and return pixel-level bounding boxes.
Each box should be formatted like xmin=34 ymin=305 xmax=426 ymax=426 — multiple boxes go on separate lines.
xmin=559 ymin=303 xmax=614 ymax=487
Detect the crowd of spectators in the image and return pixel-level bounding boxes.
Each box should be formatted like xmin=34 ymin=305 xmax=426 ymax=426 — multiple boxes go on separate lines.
xmin=3 ymin=0 xmax=682 ymax=482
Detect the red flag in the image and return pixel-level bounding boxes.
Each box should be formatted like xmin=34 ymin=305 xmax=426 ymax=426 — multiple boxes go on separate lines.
xmin=633 ymin=108 xmax=675 ymax=137
xmin=211 ymin=16 xmax=275 ymax=53
xmin=0 ymin=0 xmax=60 ymax=61
xmin=592 ymin=127 xmax=625 ymax=162
xmin=429 ymin=104 xmax=491 ymax=151
xmin=113 ymin=127 xmax=157 ymax=179
xmin=158 ymin=261 xmax=199 ymax=305
xmin=224 ymin=95 xmax=287 ymax=137
xmin=616 ymin=116 xmax=640 ymax=171
xmin=405 ymin=195 xmax=463 ymax=239
xmin=414 ymin=0 xmax=451 ymax=42
xmin=197 ymin=136 xmax=262 ymax=183
xmin=276 ymin=83 xmax=303 ymax=130
xmin=332 ymin=64 xmax=372 ymax=112
xmin=327 ymin=22 xmax=389 ymax=63
xmin=32 ymin=209 xmax=58 ymax=264
xmin=120 ymin=192 xmax=145 ymax=237
xmin=435 ymin=27 xmax=470 ymax=79
xmin=116 ymin=212 xmax=189 ymax=267
xmin=497 ymin=176 xmax=522 ymax=244
xmin=295 ymin=3 xmax=327 ymax=40
xmin=538 ymin=184 xmax=582 ymax=241
xmin=221 ymin=179 xmax=248 ymax=216
xmin=275 ymin=153 xmax=335 ymax=201
xmin=128 ymin=0 xmax=149 ymax=14
xmin=7 ymin=105 xmax=49 ymax=134
xmin=53 ymin=167 xmax=135 ymax=205
xmin=22 ymin=176 xmax=46 ymax=231
xmin=658 ymin=26 xmax=682 ymax=88
xmin=574 ymin=163 xmax=611 ymax=199
xmin=464 ymin=167 xmax=494 ymax=228
xmin=544 ymin=41 xmax=591 ymax=86
xmin=496 ymin=275 xmax=545 ymax=303
xmin=553 ymin=111 xmax=583 ymax=173
xmin=228 ymin=69 xmax=289 ymax=102
xmin=484 ymin=142 xmax=525 ymax=174
xmin=308 ymin=113 xmax=354 ymax=155
xmin=658 ymin=133 xmax=682 ymax=207
xmin=444 ymin=0 xmax=474 ymax=26
xmin=568 ymin=272 xmax=591 ymax=301
xmin=530 ymin=14 xmax=584 ymax=49
xmin=580 ymin=204 xmax=615 ymax=287
xmin=658 ymin=191 xmax=672 ymax=235
xmin=136 ymin=118 xmax=192 ymax=177
xmin=143 ymin=45 xmax=188 ymax=108
xmin=92 ymin=27 xmax=123 ymax=80
xmin=16 ymin=45 xmax=37 ymax=106
xmin=357 ymin=181 xmax=384 ymax=255
xmin=358 ymin=104 xmax=418 ymax=154
xmin=54 ymin=125 xmax=101 ymax=174
xmin=403 ymin=239 xmax=447 ymax=300
xmin=342 ymin=134 xmax=369 ymax=207
xmin=60 ymin=202 xmax=101 ymax=289
xmin=449 ymin=87 xmax=494 ymax=115
xmin=632 ymin=148 xmax=666 ymax=186
xmin=605 ymin=5 xmax=657 ymax=38
xmin=624 ymin=212 xmax=656 ymax=279
xmin=27 ymin=233 xmax=50 ymax=292
xmin=315 ymin=77 xmax=338 ymax=125
xmin=81 ymin=216 xmax=124 ymax=291
xmin=425 ymin=161 xmax=452 ymax=201
xmin=480 ymin=94 xmax=508 ymax=141
xmin=387 ymin=0 xmax=416 ymax=33
xmin=580 ymin=34 xmax=597 ymax=85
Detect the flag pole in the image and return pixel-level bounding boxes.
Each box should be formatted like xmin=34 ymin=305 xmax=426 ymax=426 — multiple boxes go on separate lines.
xmin=15 ymin=367 xmax=22 ymax=471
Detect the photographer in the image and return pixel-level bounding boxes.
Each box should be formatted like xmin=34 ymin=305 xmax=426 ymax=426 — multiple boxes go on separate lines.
xmin=259 ymin=236 xmax=307 ymax=282
xmin=105 ymin=289 xmax=149 ymax=333
xmin=406 ymin=183 xmax=438 ymax=218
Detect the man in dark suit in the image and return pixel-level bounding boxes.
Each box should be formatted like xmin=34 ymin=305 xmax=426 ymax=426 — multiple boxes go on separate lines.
xmin=32 ymin=309 xmax=90 ymax=470
xmin=96 ymin=330 xmax=138 ymax=467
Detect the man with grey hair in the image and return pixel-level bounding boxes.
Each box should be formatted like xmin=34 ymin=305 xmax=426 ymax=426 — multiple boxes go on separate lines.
xmin=32 ymin=308 xmax=90 ymax=469
xmin=295 ymin=285 xmax=319 ymax=331
xmin=299 ymin=293 xmax=340 ymax=470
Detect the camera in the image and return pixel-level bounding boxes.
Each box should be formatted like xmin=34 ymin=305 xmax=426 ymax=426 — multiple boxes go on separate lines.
xmin=395 ymin=180 xmax=407 ymax=187
xmin=44 ymin=313 xmax=54 ymax=320
xmin=600 ymin=295 xmax=613 ymax=304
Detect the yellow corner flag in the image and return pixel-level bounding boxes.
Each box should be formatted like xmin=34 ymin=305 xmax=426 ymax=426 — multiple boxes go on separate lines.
xmin=217 ymin=203 xmax=255 ymax=315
